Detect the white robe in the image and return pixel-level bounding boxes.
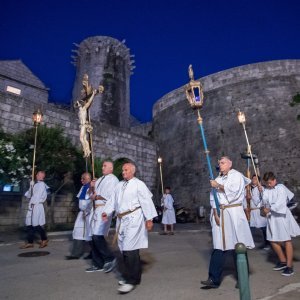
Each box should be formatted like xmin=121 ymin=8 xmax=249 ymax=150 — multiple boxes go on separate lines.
xmin=162 ymin=194 xmax=176 ymax=225
xmin=104 ymin=177 xmax=157 ymax=251
xmin=249 ymin=186 xmax=267 ymax=228
xmin=72 ymin=186 xmax=92 ymax=241
xmin=89 ymin=174 xmax=119 ymax=236
xmin=211 ymin=170 xmax=255 ymax=250
xmin=262 ymin=184 xmax=300 ymax=241
xmin=24 ymin=181 xmax=48 ymax=226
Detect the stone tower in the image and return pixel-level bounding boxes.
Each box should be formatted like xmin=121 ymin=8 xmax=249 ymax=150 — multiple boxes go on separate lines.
xmin=71 ymin=36 xmax=135 ymax=128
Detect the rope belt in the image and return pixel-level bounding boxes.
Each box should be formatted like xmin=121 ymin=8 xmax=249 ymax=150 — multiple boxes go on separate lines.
xmin=250 ymin=207 xmax=260 ymax=210
xmin=95 ymin=204 xmax=105 ymax=208
xmin=221 ymin=203 xmax=242 ymax=250
xmin=112 ymin=206 xmax=141 ymax=246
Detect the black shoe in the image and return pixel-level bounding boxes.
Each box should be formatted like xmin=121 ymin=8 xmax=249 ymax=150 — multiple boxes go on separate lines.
xmin=200 ymin=278 xmax=219 ymax=288
xmin=235 ymin=282 xmax=239 ymax=289
xmin=65 ymin=255 xmax=80 ymax=260
xmin=84 ymin=254 xmax=92 ymax=260
xmin=273 ymin=262 xmax=287 ymax=271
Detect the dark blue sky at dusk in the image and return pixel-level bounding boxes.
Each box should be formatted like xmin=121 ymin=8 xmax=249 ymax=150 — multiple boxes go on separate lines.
xmin=0 ymin=0 xmax=299 ymax=122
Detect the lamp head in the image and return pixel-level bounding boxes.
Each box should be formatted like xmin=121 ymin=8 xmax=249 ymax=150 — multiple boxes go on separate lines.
xmin=185 ymin=65 xmax=204 ymax=109
xmin=32 ymin=109 xmax=43 ymax=125
xmin=237 ymin=110 xmax=246 ymax=124
xmin=157 ymin=157 xmax=162 ymax=164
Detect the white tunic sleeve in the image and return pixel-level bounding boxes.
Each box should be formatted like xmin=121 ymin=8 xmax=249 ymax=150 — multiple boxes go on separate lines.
xmin=164 ymin=194 xmax=174 ymax=209
xmin=269 ymin=185 xmax=288 ymax=215
xmin=103 ymin=183 xmax=120 ymax=216
xmin=98 ymin=174 xmax=119 ymax=201
xmin=277 ymin=184 xmax=294 ymax=203
xmin=251 ymin=186 xmax=263 ymax=206
xmin=28 ymin=182 xmax=47 ymax=205
xmin=210 ymin=191 xmax=216 ymax=209
xmin=137 ymin=180 xmax=158 ymax=220
xmin=223 ymin=170 xmax=247 ymax=204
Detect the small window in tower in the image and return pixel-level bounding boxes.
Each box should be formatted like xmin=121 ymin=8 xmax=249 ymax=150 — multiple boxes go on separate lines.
xmin=6 ymin=85 xmax=21 ymax=95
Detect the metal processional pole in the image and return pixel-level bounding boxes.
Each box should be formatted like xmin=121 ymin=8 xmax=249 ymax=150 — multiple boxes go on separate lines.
xmin=185 ymin=65 xmax=220 ymax=215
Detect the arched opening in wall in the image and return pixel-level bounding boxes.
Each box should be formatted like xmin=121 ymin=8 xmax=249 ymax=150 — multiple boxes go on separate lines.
xmin=113 ymin=157 xmax=134 ymax=180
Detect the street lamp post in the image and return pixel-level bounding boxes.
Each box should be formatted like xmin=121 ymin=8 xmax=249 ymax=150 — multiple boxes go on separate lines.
xmin=185 ymin=65 xmax=220 ymax=215
xmin=157 ymin=156 xmax=164 ymax=196
xmin=237 ymin=110 xmax=259 ymax=180
xmin=31 ymin=109 xmax=43 ymax=182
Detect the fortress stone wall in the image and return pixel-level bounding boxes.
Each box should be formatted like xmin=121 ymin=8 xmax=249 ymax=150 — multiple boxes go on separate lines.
xmin=0 ymin=91 xmax=157 ymax=188
xmin=153 ymin=60 xmax=300 ymax=214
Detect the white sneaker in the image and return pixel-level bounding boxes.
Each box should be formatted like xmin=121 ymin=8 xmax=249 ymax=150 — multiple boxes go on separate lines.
xmin=118 ymin=279 xmax=126 ymax=285
xmin=117 ymin=283 xmax=135 ymax=294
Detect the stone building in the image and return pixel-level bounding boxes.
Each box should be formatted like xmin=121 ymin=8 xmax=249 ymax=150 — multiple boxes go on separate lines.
xmin=0 ymin=36 xmax=156 ymax=230
xmin=71 ymin=36 xmax=133 ymax=128
xmin=0 ymin=34 xmax=300 ymax=229
xmin=153 ymin=60 xmax=300 ymax=215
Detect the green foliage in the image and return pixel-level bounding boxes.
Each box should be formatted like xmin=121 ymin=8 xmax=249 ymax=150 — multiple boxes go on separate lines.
xmin=114 ymin=158 xmax=129 ymax=180
xmin=12 ymin=125 xmax=85 ymax=191
xmin=0 ymin=131 xmax=31 ymax=184
xmin=290 ymin=93 xmax=300 ymax=107
xmin=290 ymin=93 xmax=300 ymax=121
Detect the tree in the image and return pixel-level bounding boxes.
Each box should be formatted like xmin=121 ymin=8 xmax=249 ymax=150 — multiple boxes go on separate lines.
xmin=12 ymin=125 xmax=85 ymax=192
xmin=0 ymin=130 xmax=31 ymax=185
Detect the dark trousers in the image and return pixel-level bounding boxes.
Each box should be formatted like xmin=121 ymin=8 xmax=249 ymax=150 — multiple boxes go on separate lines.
xmin=70 ymin=239 xmax=85 ymax=258
xmin=27 ymin=225 xmax=47 ymax=244
xmin=91 ymin=235 xmax=114 ymax=268
xmin=261 ymin=227 xmax=269 ymax=246
xmin=208 ymin=249 xmax=249 ymax=286
xmin=122 ymin=250 xmax=141 ymax=285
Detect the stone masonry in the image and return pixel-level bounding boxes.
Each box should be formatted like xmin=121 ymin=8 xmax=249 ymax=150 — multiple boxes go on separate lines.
xmin=0 ymin=56 xmax=156 ymax=230
xmin=153 ymin=60 xmax=300 ymax=215
xmin=71 ymin=36 xmax=134 ymax=128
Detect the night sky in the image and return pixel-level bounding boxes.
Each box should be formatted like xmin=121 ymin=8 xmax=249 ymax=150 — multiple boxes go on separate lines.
xmin=0 ymin=0 xmax=299 ymax=122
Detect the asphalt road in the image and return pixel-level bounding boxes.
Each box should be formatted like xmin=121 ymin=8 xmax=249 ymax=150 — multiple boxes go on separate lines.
xmin=0 ymin=226 xmax=300 ymax=300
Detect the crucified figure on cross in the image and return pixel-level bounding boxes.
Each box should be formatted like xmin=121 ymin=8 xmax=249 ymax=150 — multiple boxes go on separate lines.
xmin=74 ymin=74 xmax=104 ymax=158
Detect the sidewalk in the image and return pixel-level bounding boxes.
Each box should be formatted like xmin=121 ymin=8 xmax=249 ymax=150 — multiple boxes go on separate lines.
xmin=0 ymin=222 xmax=210 ymax=246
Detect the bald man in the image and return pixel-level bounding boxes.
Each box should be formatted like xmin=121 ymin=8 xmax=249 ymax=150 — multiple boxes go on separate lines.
xmin=86 ymin=161 xmax=119 ymax=273
xmin=201 ymin=156 xmax=254 ymax=289
xmin=102 ymin=162 xmax=157 ymax=294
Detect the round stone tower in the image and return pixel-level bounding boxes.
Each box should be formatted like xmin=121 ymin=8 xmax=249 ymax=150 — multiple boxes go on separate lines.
xmin=71 ymin=36 xmax=134 ymax=128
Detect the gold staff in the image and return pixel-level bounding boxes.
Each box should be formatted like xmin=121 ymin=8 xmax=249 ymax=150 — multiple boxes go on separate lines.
xmin=237 ymin=110 xmax=259 ymax=180
xmin=31 ymin=109 xmax=43 ymax=182
xmin=157 ymin=156 xmax=164 ymax=196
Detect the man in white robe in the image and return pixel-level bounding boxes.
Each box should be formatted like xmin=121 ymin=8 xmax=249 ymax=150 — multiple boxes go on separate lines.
xmin=201 ymin=156 xmax=254 ymax=289
xmin=20 ymin=171 xmax=48 ymax=249
xmin=86 ymin=161 xmax=119 ymax=272
xmin=246 ymin=175 xmax=269 ymax=249
xmin=66 ymin=172 xmax=92 ymax=259
xmin=102 ymin=162 xmax=157 ymax=294
xmin=161 ymin=187 xmax=176 ymax=235
xmin=261 ymin=171 xmax=300 ymax=276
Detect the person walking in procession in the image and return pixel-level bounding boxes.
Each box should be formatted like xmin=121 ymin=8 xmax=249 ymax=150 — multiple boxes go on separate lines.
xmin=102 ymin=162 xmax=157 ymax=294
xmin=87 ymin=160 xmax=119 ymax=273
xmin=161 ymin=187 xmax=176 ymax=235
xmin=201 ymin=156 xmax=255 ymax=289
xmin=20 ymin=170 xmax=49 ymax=249
xmin=66 ymin=172 xmax=92 ymax=259
xmin=261 ymin=171 xmax=300 ymax=276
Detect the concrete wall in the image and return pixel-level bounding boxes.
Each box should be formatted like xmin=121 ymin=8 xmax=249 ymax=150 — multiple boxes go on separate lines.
xmin=153 ymin=60 xmax=300 ymax=213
